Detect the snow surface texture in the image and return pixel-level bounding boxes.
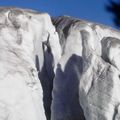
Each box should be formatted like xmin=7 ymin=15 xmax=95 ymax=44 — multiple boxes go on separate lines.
xmin=1 ymin=7 xmax=120 ymax=120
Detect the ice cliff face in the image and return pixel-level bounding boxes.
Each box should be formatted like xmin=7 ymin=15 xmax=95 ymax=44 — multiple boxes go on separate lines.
xmin=0 ymin=7 xmax=61 ymax=120
xmin=51 ymin=16 xmax=120 ymax=120
xmin=1 ymin=7 xmax=120 ymax=120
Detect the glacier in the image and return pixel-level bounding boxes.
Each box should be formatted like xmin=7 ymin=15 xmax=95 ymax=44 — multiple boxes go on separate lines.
xmin=0 ymin=7 xmax=120 ymax=120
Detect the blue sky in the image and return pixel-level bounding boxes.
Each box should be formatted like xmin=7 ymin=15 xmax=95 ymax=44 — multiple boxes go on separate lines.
xmin=0 ymin=0 xmax=116 ymax=28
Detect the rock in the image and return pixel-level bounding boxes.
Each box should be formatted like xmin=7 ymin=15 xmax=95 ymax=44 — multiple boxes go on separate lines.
xmin=0 ymin=7 xmax=61 ymax=120
xmin=51 ymin=16 xmax=120 ymax=120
